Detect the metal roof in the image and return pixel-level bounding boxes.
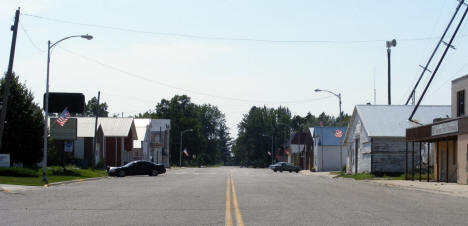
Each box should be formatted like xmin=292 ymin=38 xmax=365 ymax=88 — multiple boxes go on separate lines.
xmin=133 ymin=119 xmax=151 ymax=149
xmin=344 ymin=105 xmax=451 ymax=140
xmin=312 ymin=127 xmax=347 ymax=146
xmin=98 ymin=118 xmax=137 ymax=138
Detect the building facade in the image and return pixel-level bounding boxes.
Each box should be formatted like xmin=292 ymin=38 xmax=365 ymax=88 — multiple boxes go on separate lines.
xmin=345 ymin=105 xmax=450 ymax=174
xmin=406 ymin=75 xmax=468 ymax=184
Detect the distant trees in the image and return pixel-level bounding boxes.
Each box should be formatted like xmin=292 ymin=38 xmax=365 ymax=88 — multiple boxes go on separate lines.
xmin=233 ymin=106 xmax=350 ymax=167
xmin=136 ymin=95 xmax=231 ymax=166
xmin=85 ymin=97 xmax=109 ymax=117
xmin=0 ymin=73 xmax=44 ymax=167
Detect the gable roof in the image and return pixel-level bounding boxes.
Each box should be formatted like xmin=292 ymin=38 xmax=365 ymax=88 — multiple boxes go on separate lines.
xmin=133 ymin=119 xmax=151 ymax=149
xmin=344 ymin=105 xmax=451 ymax=140
xmin=98 ymin=118 xmax=137 ymax=139
xmin=311 ymin=127 xmax=347 ymax=146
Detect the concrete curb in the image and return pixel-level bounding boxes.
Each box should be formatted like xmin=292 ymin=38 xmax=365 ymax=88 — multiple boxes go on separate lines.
xmin=46 ymin=176 xmax=109 ymax=187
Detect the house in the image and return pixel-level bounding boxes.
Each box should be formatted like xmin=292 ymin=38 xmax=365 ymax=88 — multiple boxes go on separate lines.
xmin=344 ymin=105 xmax=450 ymax=174
xmin=95 ymin=118 xmax=138 ymax=167
xmin=406 ymin=74 xmax=468 ymax=184
xmin=49 ymin=117 xmax=138 ymax=167
xmin=287 ymin=131 xmax=313 ymax=171
xmin=312 ymin=127 xmax=347 ymax=172
xmin=140 ymin=119 xmax=171 ymax=167
xmin=133 ymin=119 xmax=151 ymax=161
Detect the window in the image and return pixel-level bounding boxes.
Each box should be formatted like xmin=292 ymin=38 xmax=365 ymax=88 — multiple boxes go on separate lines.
xmin=457 ymin=90 xmax=465 ymax=117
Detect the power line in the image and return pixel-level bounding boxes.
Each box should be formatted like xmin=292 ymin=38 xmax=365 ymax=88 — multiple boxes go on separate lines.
xmin=21 ymin=12 xmax=453 ymax=44
xmin=57 ymin=46 xmax=335 ymax=104
xmin=19 ymin=21 xmax=45 ymax=53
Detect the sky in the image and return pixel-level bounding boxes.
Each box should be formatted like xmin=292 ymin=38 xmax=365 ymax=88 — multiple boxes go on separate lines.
xmin=1 ymin=0 xmax=468 ymax=138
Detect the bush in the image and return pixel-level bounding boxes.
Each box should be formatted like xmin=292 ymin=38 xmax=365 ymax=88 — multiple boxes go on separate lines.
xmin=96 ymin=159 xmax=105 ymax=169
xmin=0 ymin=167 xmax=39 ymax=177
xmin=46 ymin=166 xmax=80 ymax=176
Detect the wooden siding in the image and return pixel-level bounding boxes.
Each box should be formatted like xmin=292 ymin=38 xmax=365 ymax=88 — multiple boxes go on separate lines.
xmin=372 ymin=138 xmax=420 ymax=174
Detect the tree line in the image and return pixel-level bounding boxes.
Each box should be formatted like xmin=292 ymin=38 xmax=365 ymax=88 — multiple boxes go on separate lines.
xmin=1 ymin=72 xmax=347 ymax=169
xmin=232 ymin=106 xmax=350 ymax=167
xmin=136 ymin=95 xmax=231 ymax=166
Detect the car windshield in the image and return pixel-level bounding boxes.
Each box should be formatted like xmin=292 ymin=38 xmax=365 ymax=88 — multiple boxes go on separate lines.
xmin=123 ymin=161 xmax=136 ymax=167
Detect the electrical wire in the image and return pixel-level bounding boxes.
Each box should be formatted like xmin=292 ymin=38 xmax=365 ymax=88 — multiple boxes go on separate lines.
xmin=21 ymin=13 xmax=455 ymax=44
xmin=19 ymin=21 xmax=45 ymax=53
xmin=57 ymin=46 xmax=335 ymax=104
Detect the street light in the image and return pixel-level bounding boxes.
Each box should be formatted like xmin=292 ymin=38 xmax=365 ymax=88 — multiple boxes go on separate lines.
xmin=386 ymin=39 xmax=397 ymax=105
xmin=262 ymin=134 xmax=274 ymax=164
xmin=314 ymin=88 xmax=344 ymax=174
xmin=42 ymin=34 xmax=93 ymax=184
xmin=179 ymin=129 xmax=193 ymax=167
xmin=314 ymin=89 xmax=342 ymax=121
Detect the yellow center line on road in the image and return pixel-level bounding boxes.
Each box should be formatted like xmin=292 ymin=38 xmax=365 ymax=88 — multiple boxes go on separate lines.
xmin=230 ymin=172 xmax=244 ymax=226
xmin=226 ymin=174 xmax=233 ymax=226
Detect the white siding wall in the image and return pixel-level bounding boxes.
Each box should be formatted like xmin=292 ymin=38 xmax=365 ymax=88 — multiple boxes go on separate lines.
xmin=346 ymin=113 xmax=371 ymax=173
xmin=315 ymin=145 xmax=346 ymax=171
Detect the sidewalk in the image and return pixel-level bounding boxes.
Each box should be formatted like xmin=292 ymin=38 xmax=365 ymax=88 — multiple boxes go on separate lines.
xmin=300 ymin=170 xmax=338 ymax=179
xmin=366 ymin=179 xmax=468 ymax=198
xmin=0 ymin=184 xmax=42 ymax=192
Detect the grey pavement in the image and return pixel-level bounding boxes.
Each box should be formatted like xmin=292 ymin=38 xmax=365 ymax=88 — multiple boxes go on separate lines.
xmin=0 ymin=167 xmax=467 ymax=226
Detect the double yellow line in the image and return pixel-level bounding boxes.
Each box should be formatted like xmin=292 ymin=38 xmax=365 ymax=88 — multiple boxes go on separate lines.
xmin=226 ymin=172 xmax=244 ymax=226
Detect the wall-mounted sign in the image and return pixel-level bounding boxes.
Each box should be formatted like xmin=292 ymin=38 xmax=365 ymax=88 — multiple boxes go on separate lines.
xmin=50 ymin=118 xmax=77 ymax=140
xmin=64 ymin=142 xmax=73 ymax=152
xmin=0 ymin=154 xmax=10 ymax=167
xmin=431 ymin=120 xmax=458 ymax=136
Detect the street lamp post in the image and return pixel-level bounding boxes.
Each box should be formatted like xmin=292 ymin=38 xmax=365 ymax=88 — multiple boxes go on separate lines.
xmin=179 ymin=129 xmax=193 ymax=167
xmin=262 ymin=134 xmax=274 ymax=164
xmin=42 ymin=34 xmax=93 ymax=183
xmin=314 ymin=88 xmax=343 ymax=173
xmin=386 ymin=39 xmax=397 ymax=105
xmin=314 ymin=89 xmax=342 ymax=120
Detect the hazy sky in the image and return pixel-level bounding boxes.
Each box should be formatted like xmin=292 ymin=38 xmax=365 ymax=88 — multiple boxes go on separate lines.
xmin=1 ymin=0 xmax=468 ymax=137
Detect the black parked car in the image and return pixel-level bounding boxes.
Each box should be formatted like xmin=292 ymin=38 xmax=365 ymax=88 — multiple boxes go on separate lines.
xmin=270 ymin=162 xmax=300 ymax=173
xmin=107 ymin=160 xmax=166 ymax=177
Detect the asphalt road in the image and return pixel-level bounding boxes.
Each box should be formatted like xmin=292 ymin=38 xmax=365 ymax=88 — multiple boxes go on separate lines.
xmin=1 ymin=167 xmax=468 ymax=226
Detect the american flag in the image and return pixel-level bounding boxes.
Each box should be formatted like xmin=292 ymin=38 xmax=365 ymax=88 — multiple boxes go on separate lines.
xmin=56 ymin=108 xmax=70 ymax=127
xmin=183 ymin=149 xmax=189 ymax=157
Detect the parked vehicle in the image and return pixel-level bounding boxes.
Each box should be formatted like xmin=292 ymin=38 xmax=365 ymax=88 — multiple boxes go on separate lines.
xmin=107 ymin=160 xmax=166 ymax=177
xmin=268 ymin=162 xmax=282 ymax=169
xmin=271 ymin=162 xmax=300 ymax=173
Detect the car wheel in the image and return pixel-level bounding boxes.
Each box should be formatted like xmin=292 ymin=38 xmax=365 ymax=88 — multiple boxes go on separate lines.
xmin=279 ymin=169 xmax=283 ymax=172
xmin=273 ymin=169 xmax=277 ymax=172
xmin=118 ymin=170 xmax=125 ymax=177
xmin=150 ymin=169 xmax=158 ymax=176
xmin=295 ymin=170 xmax=299 ymax=173
xmin=289 ymin=170 xmax=292 ymax=173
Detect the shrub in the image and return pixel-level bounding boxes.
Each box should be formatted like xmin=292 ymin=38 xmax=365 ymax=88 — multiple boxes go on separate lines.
xmin=96 ymin=160 xmax=105 ymax=169
xmin=0 ymin=167 xmax=39 ymax=177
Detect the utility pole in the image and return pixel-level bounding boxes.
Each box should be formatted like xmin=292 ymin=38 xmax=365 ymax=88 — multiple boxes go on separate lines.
xmin=92 ymin=91 xmax=100 ymax=169
xmin=386 ymin=39 xmax=397 ymax=105
xmin=0 ymin=8 xmax=20 ymax=159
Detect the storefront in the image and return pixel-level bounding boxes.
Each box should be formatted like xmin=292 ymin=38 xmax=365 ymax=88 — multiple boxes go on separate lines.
xmin=406 ymin=117 xmax=468 ymax=184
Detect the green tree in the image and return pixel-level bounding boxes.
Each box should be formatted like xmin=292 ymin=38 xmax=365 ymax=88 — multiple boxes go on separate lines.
xmin=0 ymin=73 xmax=44 ymax=167
xmin=85 ymin=97 xmax=109 ymax=117
xmin=234 ymin=106 xmax=350 ymax=167
xmin=137 ymin=95 xmax=231 ymax=166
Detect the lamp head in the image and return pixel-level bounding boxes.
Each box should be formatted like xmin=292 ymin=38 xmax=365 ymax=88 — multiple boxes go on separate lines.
xmin=314 ymin=89 xmax=321 ymax=92
xmin=81 ymin=34 xmax=93 ymax=40
xmin=386 ymin=39 xmax=397 ymax=48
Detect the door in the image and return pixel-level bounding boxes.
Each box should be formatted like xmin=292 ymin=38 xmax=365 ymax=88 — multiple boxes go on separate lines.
xmin=355 ymin=139 xmax=359 ymax=174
